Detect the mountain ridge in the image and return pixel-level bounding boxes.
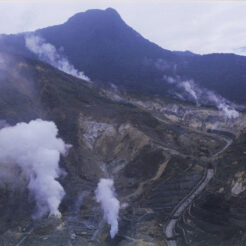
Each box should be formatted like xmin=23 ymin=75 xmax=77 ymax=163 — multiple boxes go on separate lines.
xmin=1 ymin=8 xmax=246 ymax=104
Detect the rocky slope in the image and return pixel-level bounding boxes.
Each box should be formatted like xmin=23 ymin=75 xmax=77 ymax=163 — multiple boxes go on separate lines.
xmin=0 ymin=51 xmax=245 ymax=246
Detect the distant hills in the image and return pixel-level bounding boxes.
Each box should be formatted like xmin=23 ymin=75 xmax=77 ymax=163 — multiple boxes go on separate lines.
xmin=1 ymin=8 xmax=246 ymax=105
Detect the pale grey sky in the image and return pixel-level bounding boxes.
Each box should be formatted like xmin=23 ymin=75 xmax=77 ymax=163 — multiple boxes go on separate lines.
xmin=0 ymin=0 xmax=246 ymax=55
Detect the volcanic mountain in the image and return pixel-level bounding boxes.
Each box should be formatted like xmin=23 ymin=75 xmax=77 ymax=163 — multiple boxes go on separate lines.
xmin=1 ymin=8 xmax=246 ymax=104
xmin=0 ymin=8 xmax=246 ymax=246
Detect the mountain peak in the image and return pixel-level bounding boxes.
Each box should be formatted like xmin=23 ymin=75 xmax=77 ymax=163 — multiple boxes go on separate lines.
xmin=105 ymin=7 xmax=120 ymax=16
xmin=66 ymin=8 xmax=122 ymax=25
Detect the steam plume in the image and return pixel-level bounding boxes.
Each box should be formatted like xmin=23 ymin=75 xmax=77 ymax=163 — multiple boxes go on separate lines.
xmin=25 ymin=34 xmax=90 ymax=81
xmin=207 ymin=92 xmax=239 ymax=119
xmin=179 ymin=80 xmax=199 ymax=105
xmin=0 ymin=119 xmax=71 ymax=218
xmin=164 ymin=75 xmax=239 ymax=119
xmin=165 ymin=76 xmax=199 ymax=104
xmin=95 ymin=178 xmax=120 ymax=238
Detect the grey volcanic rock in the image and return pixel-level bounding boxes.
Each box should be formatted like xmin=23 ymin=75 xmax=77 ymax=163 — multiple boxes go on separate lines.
xmin=0 ymin=51 xmax=245 ymax=245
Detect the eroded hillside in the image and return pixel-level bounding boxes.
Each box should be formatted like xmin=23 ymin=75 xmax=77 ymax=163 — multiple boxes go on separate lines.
xmin=0 ymin=52 xmax=245 ymax=246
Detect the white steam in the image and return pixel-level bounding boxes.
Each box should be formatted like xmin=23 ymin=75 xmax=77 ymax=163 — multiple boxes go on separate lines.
xmin=165 ymin=76 xmax=199 ymax=104
xmin=0 ymin=119 xmax=71 ymax=218
xmin=164 ymin=75 xmax=239 ymax=119
xmin=179 ymin=80 xmax=199 ymax=105
xmin=25 ymin=34 xmax=90 ymax=81
xmin=95 ymin=178 xmax=120 ymax=238
xmin=219 ymin=104 xmax=239 ymax=119
xmin=207 ymin=92 xmax=239 ymax=119
xmin=164 ymin=75 xmax=176 ymax=84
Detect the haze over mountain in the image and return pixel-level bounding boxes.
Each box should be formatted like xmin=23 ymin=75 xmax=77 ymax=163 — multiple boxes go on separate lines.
xmin=1 ymin=8 xmax=246 ymax=105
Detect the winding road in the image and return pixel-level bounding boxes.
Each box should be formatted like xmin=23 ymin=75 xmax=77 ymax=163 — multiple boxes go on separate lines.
xmin=164 ymin=133 xmax=233 ymax=246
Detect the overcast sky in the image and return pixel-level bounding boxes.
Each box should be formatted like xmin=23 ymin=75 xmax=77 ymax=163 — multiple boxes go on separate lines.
xmin=0 ymin=0 xmax=246 ymax=55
